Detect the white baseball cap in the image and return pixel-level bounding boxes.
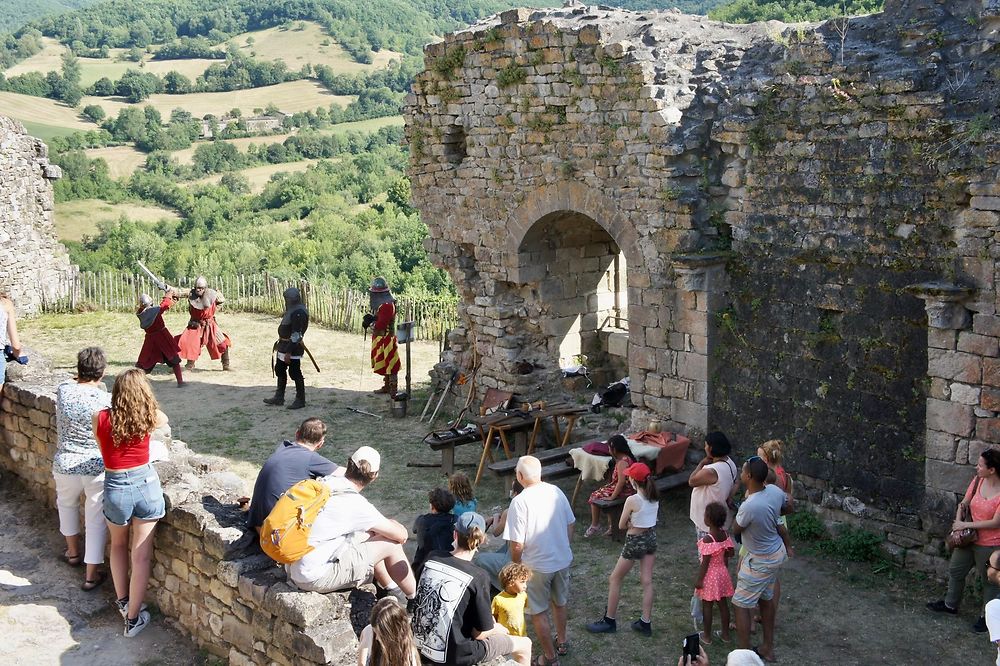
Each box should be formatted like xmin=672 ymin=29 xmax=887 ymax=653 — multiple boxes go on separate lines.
xmin=351 ymin=446 xmax=381 ymax=473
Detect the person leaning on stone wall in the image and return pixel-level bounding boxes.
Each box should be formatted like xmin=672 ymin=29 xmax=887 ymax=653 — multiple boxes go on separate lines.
xmin=53 ymin=347 xmax=112 ymax=591
xmin=0 ymin=291 xmax=23 ymax=381
xmin=927 ymin=448 xmax=1000 ymax=633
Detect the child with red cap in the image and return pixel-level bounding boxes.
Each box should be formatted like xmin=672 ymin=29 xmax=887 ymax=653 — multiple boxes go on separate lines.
xmin=586 ymin=461 xmax=660 ymax=637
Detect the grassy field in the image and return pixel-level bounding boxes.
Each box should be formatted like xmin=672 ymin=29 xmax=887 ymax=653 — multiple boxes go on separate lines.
xmin=53 ymin=199 xmax=180 ymax=241
xmin=0 ymin=91 xmax=94 ymax=132
xmin=19 ymin=120 xmax=82 ymax=142
xmin=193 ymin=158 xmax=321 ymax=192
xmin=83 ymin=145 xmax=149 ymax=178
xmin=80 ymin=80 xmax=355 ymax=120
xmin=16 ymin=309 xmax=987 ymax=665
xmin=228 ymin=22 xmax=402 ymax=73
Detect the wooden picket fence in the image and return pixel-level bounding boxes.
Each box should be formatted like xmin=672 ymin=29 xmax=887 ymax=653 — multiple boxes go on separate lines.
xmin=41 ymin=270 xmax=458 ymax=342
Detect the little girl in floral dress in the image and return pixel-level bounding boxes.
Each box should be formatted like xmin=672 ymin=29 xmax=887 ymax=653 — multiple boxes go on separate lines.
xmin=695 ymin=501 xmax=734 ymax=644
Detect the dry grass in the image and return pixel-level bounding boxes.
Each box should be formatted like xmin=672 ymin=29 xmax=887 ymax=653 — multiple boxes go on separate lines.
xmin=228 ymin=22 xmax=402 ymax=74
xmin=53 ymin=199 xmax=180 ymax=241
xmin=84 ymin=145 xmax=149 ymax=179
xmin=0 ymin=91 xmax=94 ymax=131
xmin=192 ymin=159 xmax=321 ymax=192
xmin=16 ymin=310 xmax=986 ymax=665
xmin=79 ymin=80 xmax=354 ymax=120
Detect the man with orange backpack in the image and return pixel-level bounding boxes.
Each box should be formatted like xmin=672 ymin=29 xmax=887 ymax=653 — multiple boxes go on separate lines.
xmin=283 ymin=446 xmax=416 ymax=602
xmin=246 ymin=418 xmax=339 ymax=533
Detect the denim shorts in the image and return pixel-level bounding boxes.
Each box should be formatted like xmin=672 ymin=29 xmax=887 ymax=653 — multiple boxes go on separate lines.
xmin=103 ymin=464 xmax=165 ymax=525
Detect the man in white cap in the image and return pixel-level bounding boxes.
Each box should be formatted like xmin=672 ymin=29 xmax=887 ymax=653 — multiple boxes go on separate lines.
xmin=286 ymin=445 xmax=416 ymax=601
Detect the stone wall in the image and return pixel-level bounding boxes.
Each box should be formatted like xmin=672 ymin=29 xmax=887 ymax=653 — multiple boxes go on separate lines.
xmin=0 ymin=372 xmax=358 ymax=665
xmin=406 ymin=0 xmax=1000 ymax=571
xmin=0 ymin=116 xmax=72 ymax=316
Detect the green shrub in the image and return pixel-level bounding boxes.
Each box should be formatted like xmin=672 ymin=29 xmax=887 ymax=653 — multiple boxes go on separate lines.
xmin=496 ymin=64 xmax=526 ymax=89
xmin=818 ymin=525 xmax=884 ymax=562
xmin=787 ymin=510 xmax=827 ymax=541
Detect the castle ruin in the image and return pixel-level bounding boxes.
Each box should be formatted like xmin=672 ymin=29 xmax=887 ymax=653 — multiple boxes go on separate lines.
xmin=406 ymin=0 xmax=1000 ymax=569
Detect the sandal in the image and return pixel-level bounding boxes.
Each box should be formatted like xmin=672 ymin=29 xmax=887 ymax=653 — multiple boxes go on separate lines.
xmin=699 ymin=631 xmax=712 ymax=645
xmin=81 ymin=570 xmax=107 ymax=592
xmin=584 ymin=525 xmax=600 ymax=538
xmin=601 ymin=525 xmax=614 ymax=537
xmin=62 ymin=551 xmax=82 ymax=567
xmin=753 ymin=646 xmax=778 ymax=663
xmin=556 ymin=642 xmax=570 ymax=656
xmin=714 ymin=629 xmax=732 ymax=643
xmin=534 ymin=656 xmax=559 ymax=666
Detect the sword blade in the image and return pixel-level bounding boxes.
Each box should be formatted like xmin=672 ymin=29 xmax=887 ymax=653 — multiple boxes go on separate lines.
xmin=135 ymin=260 xmax=167 ymax=291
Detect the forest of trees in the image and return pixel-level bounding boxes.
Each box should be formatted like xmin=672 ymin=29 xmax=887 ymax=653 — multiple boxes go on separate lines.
xmin=708 ymin=0 xmax=883 ymax=22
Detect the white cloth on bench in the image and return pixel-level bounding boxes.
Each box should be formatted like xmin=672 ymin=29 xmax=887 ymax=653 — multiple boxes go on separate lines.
xmin=570 ymin=441 xmax=660 ymax=482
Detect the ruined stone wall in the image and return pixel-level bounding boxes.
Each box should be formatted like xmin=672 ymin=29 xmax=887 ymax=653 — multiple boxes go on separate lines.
xmin=0 ymin=375 xmax=357 ymax=665
xmin=0 ymin=116 xmax=72 ymax=316
xmin=407 ymin=0 xmax=1000 ymax=571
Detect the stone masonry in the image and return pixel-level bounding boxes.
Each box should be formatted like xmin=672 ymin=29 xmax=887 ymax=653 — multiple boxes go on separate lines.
xmin=0 ymin=116 xmax=72 ymax=315
xmin=0 ymin=371 xmax=359 ymax=665
xmin=406 ymin=0 xmax=1000 ymax=571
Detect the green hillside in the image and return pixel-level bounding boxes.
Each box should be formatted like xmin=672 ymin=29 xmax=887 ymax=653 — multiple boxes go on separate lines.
xmin=0 ymin=0 xmax=97 ymax=33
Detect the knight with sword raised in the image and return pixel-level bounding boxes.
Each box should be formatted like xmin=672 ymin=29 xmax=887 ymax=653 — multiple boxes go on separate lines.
xmin=134 ymin=263 xmax=185 ymax=386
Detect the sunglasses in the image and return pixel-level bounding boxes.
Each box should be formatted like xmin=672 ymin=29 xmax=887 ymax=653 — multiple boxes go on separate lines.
xmin=989 ymin=560 xmax=1000 ymax=573
xmin=746 ymin=455 xmax=763 ymax=463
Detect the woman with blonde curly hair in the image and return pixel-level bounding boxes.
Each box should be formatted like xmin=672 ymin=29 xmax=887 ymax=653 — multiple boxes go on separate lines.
xmin=92 ymin=368 xmax=168 ymax=638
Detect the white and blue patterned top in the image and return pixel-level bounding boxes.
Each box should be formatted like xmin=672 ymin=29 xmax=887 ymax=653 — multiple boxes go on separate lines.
xmin=53 ymin=381 xmax=111 ymax=476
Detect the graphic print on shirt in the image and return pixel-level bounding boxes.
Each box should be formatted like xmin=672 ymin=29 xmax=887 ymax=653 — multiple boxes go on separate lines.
xmin=413 ymin=559 xmax=474 ymax=663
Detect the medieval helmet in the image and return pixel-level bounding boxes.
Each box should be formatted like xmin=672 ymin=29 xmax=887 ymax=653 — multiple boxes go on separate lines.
xmin=369 ymin=277 xmax=390 ymax=293
xmin=139 ymin=293 xmax=153 ymax=308
xmin=283 ymin=287 xmax=302 ymax=308
xmin=195 ymin=276 xmax=208 ymax=289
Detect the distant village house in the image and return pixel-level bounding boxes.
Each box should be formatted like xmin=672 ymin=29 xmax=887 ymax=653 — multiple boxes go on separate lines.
xmin=200 ymin=111 xmax=286 ymax=138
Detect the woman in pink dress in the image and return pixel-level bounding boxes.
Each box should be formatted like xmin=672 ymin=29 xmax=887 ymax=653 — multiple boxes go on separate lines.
xmin=695 ymin=501 xmax=735 ymax=645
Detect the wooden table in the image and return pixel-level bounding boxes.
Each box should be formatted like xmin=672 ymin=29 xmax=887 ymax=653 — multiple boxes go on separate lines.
xmin=526 ymin=403 xmax=591 ymax=453
xmin=470 ymin=411 xmax=537 ymax=486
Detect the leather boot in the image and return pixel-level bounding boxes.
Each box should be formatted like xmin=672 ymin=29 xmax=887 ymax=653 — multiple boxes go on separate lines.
xmin=221 ymin=350 xmax=232 ymax=371
xmin=263 ymin=389 xmax=285 ymax=406
xmin=372 ymin=375 xmax=392 ymax=394
xmin=287 ymin=385 xmax=306 ymax=410
xmin=387 ymin=375 xmax=398 ymax=398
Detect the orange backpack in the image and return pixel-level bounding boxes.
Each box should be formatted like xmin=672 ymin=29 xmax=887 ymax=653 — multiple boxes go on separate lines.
xmin=260 ymin=478 xmax=334 ymax=564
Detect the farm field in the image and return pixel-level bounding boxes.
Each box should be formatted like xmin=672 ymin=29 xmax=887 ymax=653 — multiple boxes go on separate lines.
xmin=227 ymin=22 xmax=402 ymax=73
xmin=84 ymin=145 xmax=149 ymax=178
xmin=53 ymin=199 xmax=180 ymax=242
xmin=2 ymin=37 xmax=221 ymax=86
xmin=0 ymin=90 xmax=94 ymax=131
xmin=19 ymin=120 xmax=82 ymax=141
xmin=192 ymin=158 xmax=321 ymax=192
xmin=80 ymin=79 xmax=355 ymax=120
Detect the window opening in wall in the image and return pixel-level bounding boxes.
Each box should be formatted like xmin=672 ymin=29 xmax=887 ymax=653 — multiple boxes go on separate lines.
xmin=442 ymin=123 xmax=467 ymax=165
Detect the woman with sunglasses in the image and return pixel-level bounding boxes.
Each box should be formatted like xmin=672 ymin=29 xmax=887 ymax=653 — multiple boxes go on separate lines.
xmin=928 ymin=448 xmax=1000 ymax=633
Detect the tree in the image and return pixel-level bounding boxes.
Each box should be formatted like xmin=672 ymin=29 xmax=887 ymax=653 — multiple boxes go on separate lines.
xmin=163 ymin=71 xmax=193 ymax=94
xmin=386 ymin=177 xmax=413 ymax=214
xmin=90 ymin=77 xmax=116 ymax=96
xmin=61 ymin=51 xmax=81 ymax=86
xmin=116 ymin=70 xmax=161 ymax=103
xmin=82 ymin=105 xmax=106 ymax=122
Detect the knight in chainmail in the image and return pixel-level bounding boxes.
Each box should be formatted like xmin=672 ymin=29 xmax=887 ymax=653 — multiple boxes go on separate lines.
xmin=264 ymin=287 xmax=309 ymax=410
xmin=177 ymin=276 xmax=232 ymax=371
xmin=135 ymin=288 xmax=185 ymax=386
xmin=362 ymin=277 xmax=401 ymax=396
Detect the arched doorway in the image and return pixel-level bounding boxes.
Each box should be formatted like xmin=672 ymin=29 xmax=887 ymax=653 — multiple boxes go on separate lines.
xmin=517 ymin=210 xmax=629 ymax=386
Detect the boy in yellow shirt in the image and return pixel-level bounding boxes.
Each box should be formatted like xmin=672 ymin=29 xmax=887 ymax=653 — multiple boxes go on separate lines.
xmin=491 ymin=562 xmax=531 ymax=636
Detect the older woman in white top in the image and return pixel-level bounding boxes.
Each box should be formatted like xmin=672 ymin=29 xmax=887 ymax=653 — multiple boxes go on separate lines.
xmin=53 ymin=347 xmax=112 ymax=590
xmin=0 ymin=293 xmax=22 ymax=382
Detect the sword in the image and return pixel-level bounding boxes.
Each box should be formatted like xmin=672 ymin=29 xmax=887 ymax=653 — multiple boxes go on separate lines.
xmin=302 ymin=343 xmax=321 ymax=373
xmin=136 ymin=260 xmax=168 ymax=292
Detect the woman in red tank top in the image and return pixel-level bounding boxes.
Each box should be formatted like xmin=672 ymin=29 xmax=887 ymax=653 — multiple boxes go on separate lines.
xmin=92 ymin=369 xmax=168 ymax=638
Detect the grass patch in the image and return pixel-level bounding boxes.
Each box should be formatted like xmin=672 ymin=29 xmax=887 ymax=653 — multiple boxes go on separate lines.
xmin=191 ymin=159 xmax=323 ymax=193
xmin=227 ymin=22 xmax=401 ymax=73
xmin=19 ymin=120 xmax=81 ymax=142
xmin=54 ymin=199 xmax=180 ymax=242
xmin=0 ymin=91 xmax=94 ymax=132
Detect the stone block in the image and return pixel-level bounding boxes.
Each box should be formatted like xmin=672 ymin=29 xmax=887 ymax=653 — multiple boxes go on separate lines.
xmin=949 ymin=383 xmax=980 ymax=406
xmin=222 ymin=614 xmax=255 ymax=653
xmin=957 ymin=332 xmax=999 ymax=357
xmin=217 ymin=553 xmax=275 ymax=588
xmin=672 ymin=399 xmax=707 ymax=428
xmin=925 ymin=459 xmax=972 ymax=494
xmin=927 ymin=349 xmax=981 ymax=383
xmin=924 ymin=431 xmax=956 ymax=461
xmin=676 ymin=351 xmax=709 ymax=382
xmin=925 ymin=398 xmax=974 ymax=437
xmin=982 ymin=389 xmax=1000 ymax=412
xmin=976 ymin=418 xmax=1000 ymax=444
xmin=927 ymin=328 xmax=956 ymax=350
xmin=986 ymin=358 xmax=1000 ymax=387
xmin=263 ymin=583 xmax=351 ymax=627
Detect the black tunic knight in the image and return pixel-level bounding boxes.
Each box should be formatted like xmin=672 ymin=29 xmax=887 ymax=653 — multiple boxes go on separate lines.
xmin=264 ymin=287 xmax=309 ymax=409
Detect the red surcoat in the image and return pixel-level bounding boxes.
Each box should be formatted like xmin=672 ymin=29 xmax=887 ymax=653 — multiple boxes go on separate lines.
xmin=136 ymin=296 xmax=181 ymax=370
xmin=177 ymin=300 xmax=231 ymax=361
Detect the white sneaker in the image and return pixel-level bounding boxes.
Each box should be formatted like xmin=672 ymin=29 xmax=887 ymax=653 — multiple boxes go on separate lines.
xmin=115 ymin=597 xmax=148 ymax=619
xmin=123 ymin=609 xmax=151 ymax=637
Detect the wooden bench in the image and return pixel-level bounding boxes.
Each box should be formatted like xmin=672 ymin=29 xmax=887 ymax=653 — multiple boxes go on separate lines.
xmin=593 ymin=470 xmax=692 ymax=540
xmin=424 ymin=428 xmax=482 ymax=475
xmin=487 ymin=443 xmax=582 ymax=491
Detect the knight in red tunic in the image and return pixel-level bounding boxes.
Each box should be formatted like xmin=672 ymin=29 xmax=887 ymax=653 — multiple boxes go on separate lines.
xmin=135 ymin=289 xmax=185 ymax=386
xmin=177 ymin=276 xmax=232 ymax=370
xmin=363 ymin=277 xmax=401 ymax=395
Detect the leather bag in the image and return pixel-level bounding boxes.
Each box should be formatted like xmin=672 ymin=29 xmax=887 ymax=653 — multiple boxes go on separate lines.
xmin=946 ymin=477 xmax=982 ymax=549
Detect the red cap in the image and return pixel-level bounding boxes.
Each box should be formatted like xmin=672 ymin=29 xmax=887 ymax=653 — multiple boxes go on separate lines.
xmin=624 ymin=462 xmax=651 ymax=482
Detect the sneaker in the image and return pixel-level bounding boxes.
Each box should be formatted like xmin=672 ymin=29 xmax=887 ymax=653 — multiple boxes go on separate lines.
xmin=115 ymin=597 xmax=148 ymax=620
xmin=585 ymin=616 xmax=617 ymax=633
xmin=123 ymin=609 xmax=151 ymax=637
xmin=974 ymin=616 xmax=989 ymax=633
xmin=926 ymin=600 xmax=958 ymax=615
xmin=631 ymin=619 xmax=652 ymax=637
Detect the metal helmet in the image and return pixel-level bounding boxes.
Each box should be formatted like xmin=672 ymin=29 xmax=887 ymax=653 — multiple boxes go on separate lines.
xmin=283 ymin=287 xmax=302 ymax=308
xmin=139 ymin=293 xmax=153 ymax=308
xmin=195 ymin=276 xmax=208 ymax=289
xmin=369 ymin=277 xmax=390 ymax=293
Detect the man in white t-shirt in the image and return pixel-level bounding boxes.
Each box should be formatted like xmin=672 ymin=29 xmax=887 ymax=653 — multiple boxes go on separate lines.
xmin=286 ymin=446 xmax=415 ymax=601
xmin=688 ymin=431 xmax=738 ymax=542
xmin=503 ymin=456 xmax=575 ymax=665
xmin=987 ymin=552 xmax=1000 ymax=665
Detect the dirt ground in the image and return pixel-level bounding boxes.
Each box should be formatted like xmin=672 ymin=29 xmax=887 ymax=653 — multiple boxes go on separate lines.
xmin=17 ymin=311 xmax=991 ymax=665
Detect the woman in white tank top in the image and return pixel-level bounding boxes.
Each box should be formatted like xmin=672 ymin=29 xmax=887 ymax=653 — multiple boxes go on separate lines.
xmin=0 ymin=294 xmax=23 ymax=382
xmin=585 ymin=461 xmax=661 ymax=637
